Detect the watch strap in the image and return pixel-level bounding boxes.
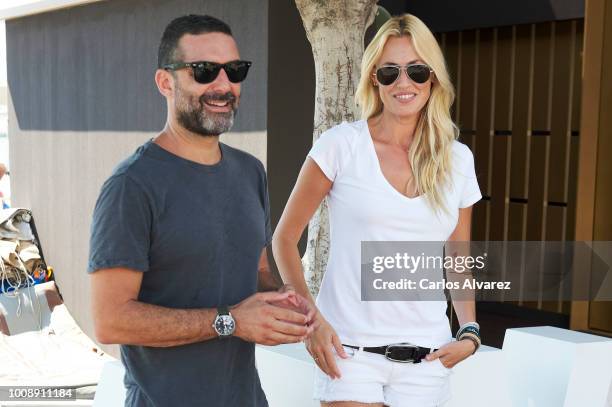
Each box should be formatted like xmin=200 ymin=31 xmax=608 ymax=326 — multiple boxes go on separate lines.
xmin=217 ymin=306 xmax=230 ymax=316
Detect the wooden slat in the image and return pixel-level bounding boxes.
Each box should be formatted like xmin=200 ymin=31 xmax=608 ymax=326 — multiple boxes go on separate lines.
xmin=571 ymin=0 xmax=603 ymax=331
xmin=548 ymin=20 xmax=574 ymax=205
xmin=567 ymin=20 xmax=583 ymax=241
xmin=571 ymin=20 xmax=584 ymax=136
xmin=531 ymin=22 xmax=553 ymax=132
xmin=588 ymin=0 xmax=612 ymax=333
xmin=508 ymin=202 xmax=527 ymax=240
xmin=526 ymin=23 xmax=554 ymax=242
xmin=490 ymin=27 xmax=514 ymax=241
xmin=493 ymin=27 xmax=514 ymax=130
xmin=474 ymin=28 xmax=495 ymax=240
xmin=545 ymin=205 xmax=568 ymax=312
xmin=444 ymin=31 xmax=460 ymax=122
xmin=458 ymin=29 xmax=478 ymax=149
xmin=472 ymin=200 xmax=488 ymax=241
xmin=545 ymin=206 xmax=566 ymax=240
xmin=509 ymin=24 xmax=534 ymax=200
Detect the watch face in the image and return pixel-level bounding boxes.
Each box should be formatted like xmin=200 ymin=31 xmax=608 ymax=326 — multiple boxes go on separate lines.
xmin=215 ymin=314 xmax=235 ymax=336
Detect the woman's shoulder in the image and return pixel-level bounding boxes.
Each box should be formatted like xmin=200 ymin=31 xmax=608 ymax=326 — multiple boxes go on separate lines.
xmin=450 ymin=139 xmax=475 ymax=163
xmin=316 ymin=120 xmax=365 ymax=151
xmin=323 ymin=119 xmax=366 ymax=138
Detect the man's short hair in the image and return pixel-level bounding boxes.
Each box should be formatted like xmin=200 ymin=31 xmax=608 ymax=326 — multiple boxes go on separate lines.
xmin=158 ymin=14 xmax=232 ymax=68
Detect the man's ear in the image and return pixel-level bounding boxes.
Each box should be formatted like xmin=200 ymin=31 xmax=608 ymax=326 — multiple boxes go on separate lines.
xmin=155 ymin=69 xmax=175 ymax=98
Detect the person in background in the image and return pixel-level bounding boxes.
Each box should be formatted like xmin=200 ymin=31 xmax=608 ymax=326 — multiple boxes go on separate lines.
xmin=0 ymin=163 xmax=9 ymax=208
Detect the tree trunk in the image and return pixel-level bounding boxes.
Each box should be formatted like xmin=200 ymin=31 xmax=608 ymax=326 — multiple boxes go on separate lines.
xmin=295 ymin=0 xmax=378 ymax=296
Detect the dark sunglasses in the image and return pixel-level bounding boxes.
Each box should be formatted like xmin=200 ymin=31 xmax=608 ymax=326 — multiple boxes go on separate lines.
xmin=374 ymin=64 xmax=433 ymax=86
xmin=163 ymin=60 xmax=252 ymax=84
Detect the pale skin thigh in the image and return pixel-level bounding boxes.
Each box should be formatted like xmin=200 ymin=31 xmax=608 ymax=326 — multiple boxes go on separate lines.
xmin=91 ymin=31 xmax=314 ymax=348
xmin=273 ymin=34 xmax=477 ymax=407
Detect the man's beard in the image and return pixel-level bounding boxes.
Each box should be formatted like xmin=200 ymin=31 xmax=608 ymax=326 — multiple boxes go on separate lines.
xmin=175 ymin=87 xmax=237 ymax=137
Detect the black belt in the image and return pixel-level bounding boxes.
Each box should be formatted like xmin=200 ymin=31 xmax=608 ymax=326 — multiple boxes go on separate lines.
xmin=343 ymin=343 xmax=437 ymax=363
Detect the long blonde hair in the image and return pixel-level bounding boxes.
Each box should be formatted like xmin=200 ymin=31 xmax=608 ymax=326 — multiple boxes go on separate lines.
xmin=355 ymin=14 xmax=458 ymax=213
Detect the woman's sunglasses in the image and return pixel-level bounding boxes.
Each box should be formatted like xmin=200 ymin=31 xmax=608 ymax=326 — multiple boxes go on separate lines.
xmin=163 ymin=60 xmax=252 ymax=84
xmin=374 ymin=64 xmax=433 ymax=86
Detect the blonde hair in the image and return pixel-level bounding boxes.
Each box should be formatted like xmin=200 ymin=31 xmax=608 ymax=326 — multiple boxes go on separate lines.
xmin=355 ymin=14 xmax=458 ymax=213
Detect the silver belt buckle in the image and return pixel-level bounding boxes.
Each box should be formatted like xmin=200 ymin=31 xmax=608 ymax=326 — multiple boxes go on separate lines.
xmin=385 ymin=342 xmax=419 ymax=363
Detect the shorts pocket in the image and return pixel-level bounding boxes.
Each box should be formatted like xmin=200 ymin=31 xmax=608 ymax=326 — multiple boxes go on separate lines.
xmin=434 ymin=357 xmax=452 ymax=373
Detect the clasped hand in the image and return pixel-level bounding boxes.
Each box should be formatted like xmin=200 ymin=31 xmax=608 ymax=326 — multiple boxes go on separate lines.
xmin=231 ymin=285 xmax=316 ymax=346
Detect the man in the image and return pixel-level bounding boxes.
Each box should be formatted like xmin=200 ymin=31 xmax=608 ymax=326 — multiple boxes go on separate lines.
xmin=88 ymin=15 xmax=313 ymax=407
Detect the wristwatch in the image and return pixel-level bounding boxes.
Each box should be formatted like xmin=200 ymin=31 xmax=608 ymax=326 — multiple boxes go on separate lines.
xmin=213 ymin=306 xmax=235 ymax=338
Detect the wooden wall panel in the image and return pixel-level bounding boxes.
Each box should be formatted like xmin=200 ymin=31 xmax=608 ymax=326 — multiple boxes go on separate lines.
xmin=443 ymin=19 xmax=584 ymax=315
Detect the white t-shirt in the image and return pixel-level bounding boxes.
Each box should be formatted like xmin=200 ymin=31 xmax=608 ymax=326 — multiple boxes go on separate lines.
xmin=307 ymin=119 xmax=482 ymax=348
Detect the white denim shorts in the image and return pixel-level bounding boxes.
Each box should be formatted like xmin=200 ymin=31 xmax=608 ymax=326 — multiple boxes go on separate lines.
xmin=313 ymin=346 xmax=452 ymax=406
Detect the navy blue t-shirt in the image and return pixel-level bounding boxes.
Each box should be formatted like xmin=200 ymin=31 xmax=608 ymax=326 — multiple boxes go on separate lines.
xmin=88 ymin=140 xmax=271 ymax=407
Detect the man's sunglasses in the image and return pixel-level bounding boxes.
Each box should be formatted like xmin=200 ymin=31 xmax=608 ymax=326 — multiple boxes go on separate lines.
xmin=163 ymin=60 xmax=252 ymax=84
xmin=374 ymin=64 xmax=433 ymax=86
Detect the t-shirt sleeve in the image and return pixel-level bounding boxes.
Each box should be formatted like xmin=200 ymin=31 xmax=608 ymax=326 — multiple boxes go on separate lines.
xmin=459 ymin=145 xmax=482 ymax=208
xmin=263 ymin=171 xmax=272 ymax=247
xmin=307 ymin=125 xmax=351 ymax=182
xmin=88 ymin=174 xmax=152 ymax=273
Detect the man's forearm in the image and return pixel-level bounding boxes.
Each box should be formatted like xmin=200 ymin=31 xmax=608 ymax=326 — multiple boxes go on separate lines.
xmin=257 ymin=266 xmax=284 ymax=292
xmin=98 ymin=300 xmax=218 ymax=347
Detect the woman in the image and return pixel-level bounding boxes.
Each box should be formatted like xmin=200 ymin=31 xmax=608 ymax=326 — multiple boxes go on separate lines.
xmin=273 ymin=14 xmax=482 ymax=407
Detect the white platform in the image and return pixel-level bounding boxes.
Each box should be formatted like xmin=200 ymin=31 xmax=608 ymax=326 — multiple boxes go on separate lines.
xmin=503 ymin=326 xmax=612 ymax=407
xmin=444 ymin=344 xmax=511 ymax=407
xmin=256 ymin=344 xmax=318 ymax=407
xmin=92 ymin=361 xmax=126 ymax=407
xmin=92 ymin=327 xmax=612 ymax=407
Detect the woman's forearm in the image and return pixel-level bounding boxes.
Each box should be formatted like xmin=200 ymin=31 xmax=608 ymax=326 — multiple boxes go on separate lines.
xmin=272 ymin=236 xmax=317 ymax=306
xmin=452 ymin=300 xmax=476 ymax=327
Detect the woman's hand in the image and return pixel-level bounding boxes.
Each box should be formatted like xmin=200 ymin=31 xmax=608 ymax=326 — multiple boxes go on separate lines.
xmin=268 ymin=284 xmax=317 ymax=325
xmin=424 ymin=339 xmax=476 ymax=368
xmin=305 ymin=313 xmax=348 ymax=379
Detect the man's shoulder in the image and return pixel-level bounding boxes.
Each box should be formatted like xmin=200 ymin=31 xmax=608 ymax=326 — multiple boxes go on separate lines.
xmin=222 ymin=143 xmax=265 ymax=174
xmin=107 ymin=141 xmax=159 ymax=184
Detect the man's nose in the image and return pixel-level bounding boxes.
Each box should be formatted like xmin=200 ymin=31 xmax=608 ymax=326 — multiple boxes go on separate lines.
xmin=208 ymin=67 xmax=232 ymax=92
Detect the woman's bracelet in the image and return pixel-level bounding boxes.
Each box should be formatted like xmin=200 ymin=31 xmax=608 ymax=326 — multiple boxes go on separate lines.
xmin=456 ymin=325 xmax=480 ymax=340
xmin=456 ymin=321 xmax=481 ymax=354
xmin=458 ymin=333 xmax=480 ymax=354
xmin=456 ymin=322 xmax=480 ymax=340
